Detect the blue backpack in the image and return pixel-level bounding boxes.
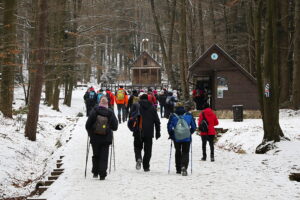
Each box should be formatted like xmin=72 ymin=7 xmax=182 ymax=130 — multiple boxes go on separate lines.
xmin=173 ymin=113 xmax=190 ymax=140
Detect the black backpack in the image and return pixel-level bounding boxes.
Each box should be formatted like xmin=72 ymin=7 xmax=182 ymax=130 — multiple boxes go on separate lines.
xmin=199 ymin=112 xmax=208 ymax=133
xmin=93 ymin=115 xmax=108 ymax=135
xmin=127 ymin=103 xmax=142 ymax=132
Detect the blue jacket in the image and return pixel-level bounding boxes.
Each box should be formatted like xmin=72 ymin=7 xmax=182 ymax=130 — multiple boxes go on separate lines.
xmin=167 ymin=107 xmax=196 ymax=142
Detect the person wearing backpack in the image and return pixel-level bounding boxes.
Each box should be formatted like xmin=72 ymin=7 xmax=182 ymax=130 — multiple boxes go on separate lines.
xmin=96 ymin=89 xmax=104 ymax=105
xmin=147 ymin=88 xmax=157 ymax=107
xmin=84 ymin=87 xmax=97 ymax=116
xmin=115 ymin=86 xmax=128 ymax=123
xmin=105 ymin=89 xmax=115 ymax=110
xmin=197 ymin=103 xmax=219 ymax=162
xmin=128 ymin=94 xmax=161 ymax=172
xmin=167 ymin=102 xmax=196 ymax=176
xmin=85 ymin=97 xmax=118 ymax=180
xmin=127 ymin=90 xmax=139 ymax=113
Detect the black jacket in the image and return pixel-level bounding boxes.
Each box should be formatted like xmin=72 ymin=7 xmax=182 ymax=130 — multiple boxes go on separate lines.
xmin=85 ymin=106 xmax=118 ymax=145
xmin=138 ymin=99 xmax=161 ymax=138
xmin=158 ymin=94 xmax=167 ymax=106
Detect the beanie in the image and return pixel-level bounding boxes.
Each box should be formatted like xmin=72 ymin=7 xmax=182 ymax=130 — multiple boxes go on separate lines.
xmin=99 ymin=97 xmax=108 ymax=108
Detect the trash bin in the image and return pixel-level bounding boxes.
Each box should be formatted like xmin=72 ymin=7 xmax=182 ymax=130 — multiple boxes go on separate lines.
xmin=232 ymin=105 xmax=243 ymax=122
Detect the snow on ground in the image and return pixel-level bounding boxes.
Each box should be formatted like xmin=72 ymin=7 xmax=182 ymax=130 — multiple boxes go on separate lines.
xmin=1 ymin=87 xmax=300 ymax=199
xmin=0 ymin=87 xmax=85 ymax=198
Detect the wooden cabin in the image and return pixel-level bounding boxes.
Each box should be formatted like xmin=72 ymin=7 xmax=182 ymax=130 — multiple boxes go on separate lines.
xmin=131 ymin=51 xmax=161 ymax=86
xmin=188 ymin=44 xmax=259 ymax=110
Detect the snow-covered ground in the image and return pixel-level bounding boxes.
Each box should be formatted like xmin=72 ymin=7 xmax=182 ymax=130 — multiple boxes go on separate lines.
xmin=1 ymin=87 xmax=300 ymax=199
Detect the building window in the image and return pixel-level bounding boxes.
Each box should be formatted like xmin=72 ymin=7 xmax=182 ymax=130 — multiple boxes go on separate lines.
xmin=217 ymin=77 xmax=228 ymax=98
xmin=143 ymin=58 xmax=148 ymax=65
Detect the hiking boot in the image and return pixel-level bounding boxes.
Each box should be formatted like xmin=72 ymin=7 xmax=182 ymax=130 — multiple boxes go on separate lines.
xmin=201 ymin=157 xmax=206 ymax=161
xmin=176 ymin=171 xmax=181 ymax=174
xmin=100 ymin=176 xmax=106 ymax=180
xmin=93 ymin=173 xmax=98 ymax=178
xmin=136 ymin=159 xmax=142 ymax=170
xmin=181 ymin=167 xmax=187 ymax=176
xmin=211 ymin=157 xmax=215 ymax=162
xmin=144 ymin=168 xmax=150 ymax=172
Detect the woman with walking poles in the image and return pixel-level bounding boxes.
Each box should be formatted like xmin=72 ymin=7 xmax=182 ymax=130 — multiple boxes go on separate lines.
xmin=85 ymin=97 xmax=118 ymax=180
xmin=167 ymin=102 xmax=197 ymax=176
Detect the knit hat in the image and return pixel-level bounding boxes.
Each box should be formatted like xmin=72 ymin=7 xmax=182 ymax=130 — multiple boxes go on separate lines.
xmin=99 ymin=97 xmax=108 ymax=108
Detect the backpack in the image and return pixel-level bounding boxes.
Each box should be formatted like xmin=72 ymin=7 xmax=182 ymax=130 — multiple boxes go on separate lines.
xmin=199 ymin=112 xmax=208 ymax=133
xmin=132 ymin=96 xmax=139 ymax=104
xmin=127 ymin=104 xmax=142 ymax=132
xmin=89 ymin=91 xmax=96 ymax=99
xmin=166 ymin=96 xmax=173 ymax=105
xmin=117 ymin=90 xmax=125 ymax=101
xmin=93 ymin=115 xmax=108 ymax=135
xmin=173 ymin=113 xmax=190 ymax=141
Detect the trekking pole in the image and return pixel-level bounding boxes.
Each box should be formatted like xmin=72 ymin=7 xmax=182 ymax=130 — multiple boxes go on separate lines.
xmin=190 ymin=140 xmax=193 ymax=174
xmin=109 ymin=142 xmax=113 ymax=173
xmin=113 ymin=134 xmax=116 ymax=171
xmin=168 ymin=140 xmax=173 ymax=174
xmin=84 ymin=136 xmax=90 ymax=178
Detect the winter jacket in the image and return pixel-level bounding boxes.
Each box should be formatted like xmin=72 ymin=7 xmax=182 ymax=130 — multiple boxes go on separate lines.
xmin=84 ymin=91 xmax=97 ymax=107
xmin=106 ymin=91 xmax=115 ymax=106
xmin=115 ymin=88 xmax=128 ymax=105
xmin=138 ymin=99 xmax=161 ymax=139
xmin=85 ymin=106 xmax=118 ymax=145
xmin=147 ymin=93 xmax=157 ymax=106
xmin=158 ymin=93 xmax=167 ymax=106
xmin=167 ymin=107 xmax=196 ymax=142
xmin=96 ymin=93 xmax=104 ymax=105
xmin=197 ymin=108 xmax=219 ymax=136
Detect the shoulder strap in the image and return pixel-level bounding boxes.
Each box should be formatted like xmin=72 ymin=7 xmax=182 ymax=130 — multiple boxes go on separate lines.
xmin=202 ymin=111 xmax=206 ymax=120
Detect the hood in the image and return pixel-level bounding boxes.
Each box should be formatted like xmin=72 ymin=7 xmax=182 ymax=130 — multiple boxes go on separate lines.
xmin=175 ymin=107 xmax=186 ymax=115
xmin=94 ymin=106 xmax=111 ymax=116
xmin=139 ymin=99 xmax=152 ymax=110
xmin=203 ymin=108 xmax=214 ymax=117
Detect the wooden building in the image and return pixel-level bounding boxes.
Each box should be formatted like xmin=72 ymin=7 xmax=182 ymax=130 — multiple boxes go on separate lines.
xmin=188 ymin=44 xmax=259 ymax=110
xmin=131 ymin=51 xmax=161 ymax=86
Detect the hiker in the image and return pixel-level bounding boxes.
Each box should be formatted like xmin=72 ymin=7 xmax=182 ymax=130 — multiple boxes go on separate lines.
xmin=115 ymin=86 xmax=128 ymax=123
xmin=167 ymin=102 xmax=196 ymax=176
xmin=96 ymin=89 xmax=104 ymax=105
xmin=105 ymin=89 xmax=115 ymax=110
xmin=129 ymin=94 xmax=161 ymax=172
xmin=84 ymin=87 xmax=97 ymax=116
xmin=197 ymin=102 xmax=219 ymax=162
xmin=192 ymin=85 xmax=206 ymax=110
xmin=147 ymin=88 xmax=157 ymax=107
xmin=127 ymin=90 xmax=139 ymax=114
xmin=85 ymin=97 xmax=118 ymax=180
xmin=165 ymin=91 xmax=177 ymax=119
xmin=158 ymin=89 xmax=167 ymax=118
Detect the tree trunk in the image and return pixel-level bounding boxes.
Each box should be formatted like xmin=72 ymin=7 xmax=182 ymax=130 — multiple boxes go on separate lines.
xmin=278 ymin=0 xmax=290 ymax=104
xmin=292 ymin=0 xmax=300 ymax=109
xmin=25 ymin=0 xmax=48 ymax=141
xmin=179 ymin=0 xmax=189 ymax=101
xmin=0 ymin=0 xmax=17 ymax=118
xmin=209 ymin=0 xmax=216 ymax=41
xmin=256 ymin=0 xmax=283 ymax=153
xmin=45 ymin=65 xmax=54 ymax=106
xmin=52 ymin=76 xmax=60 ymax=111
xmin=197 ymin=0 xmax=205 ymax=54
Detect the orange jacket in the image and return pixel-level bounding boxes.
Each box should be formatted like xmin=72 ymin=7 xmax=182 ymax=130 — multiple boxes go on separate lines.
xmin=115 ymin=88 xmax=128 ymax=105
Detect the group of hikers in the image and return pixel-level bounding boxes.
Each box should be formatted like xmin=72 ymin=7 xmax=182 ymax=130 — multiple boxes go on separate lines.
xmin=84 ymin=86 xmax=218 ymax=180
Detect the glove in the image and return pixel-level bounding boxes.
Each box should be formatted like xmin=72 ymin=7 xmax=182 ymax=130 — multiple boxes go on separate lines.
xmin=156 ymin=132 xmax=161 ymax=140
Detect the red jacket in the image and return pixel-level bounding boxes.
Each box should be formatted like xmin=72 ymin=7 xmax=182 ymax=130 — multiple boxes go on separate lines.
xmin=198 ymin=108 xmax=219 ymax=136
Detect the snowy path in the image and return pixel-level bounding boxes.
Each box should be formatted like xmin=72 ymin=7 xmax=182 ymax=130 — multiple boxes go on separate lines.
xmin=40 ymin=117 xmax=300 ymax=200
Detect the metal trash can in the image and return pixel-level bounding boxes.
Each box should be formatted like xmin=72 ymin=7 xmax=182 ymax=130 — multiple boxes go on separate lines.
xmin=232 ymin=105 xmax=243 ymax=122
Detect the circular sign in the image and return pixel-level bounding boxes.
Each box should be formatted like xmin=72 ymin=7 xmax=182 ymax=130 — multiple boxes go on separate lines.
xmin=211 ymin=53 xmax=218 ymax=60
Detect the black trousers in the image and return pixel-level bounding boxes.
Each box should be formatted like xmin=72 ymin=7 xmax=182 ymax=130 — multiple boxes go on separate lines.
xmin=201 ymin=135 xmax=215 ymax=158
xmin=117 ymin=104 xmax=126 ymax=122
xmin=134 ymin=135 xmax=153 ymax=170
xmin=174 ymin=141 xmax=190 ymax=172
xmin=160 ymin=104 xmax=165 ymax=118
xmin=91 ymin=143 xmax=110 ymax=177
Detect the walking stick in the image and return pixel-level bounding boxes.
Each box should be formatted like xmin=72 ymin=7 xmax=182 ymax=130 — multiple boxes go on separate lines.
xmin=109 ymin=141 xmax=113 ymax=173
xmin=190 ymin=140 xmax=193 ymax=174
xmin=113 ymin=134 xmax=116 ymax=171
xmin=84 ymin=136 xmax=90 ymax=178
xmin=168 ymin=140 xmax=173 ymax=174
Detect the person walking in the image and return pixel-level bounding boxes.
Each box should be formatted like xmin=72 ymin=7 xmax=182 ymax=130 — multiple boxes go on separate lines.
xmin=165 ymin=91 xmax=176 ymax=119
xmin=167 ymin=102 xmax=196 ymax=176
xmin=96 ymin=89 xmax=104 ymax=105
xmin=84 ymin=87 xmax=97 ymax=116
xmin=115 ymin=86 xmax=128 ymax=123
xmin=105 ymin=89 xmax=115 ymax=110
xmin=85 ymin=97 xmax=118 ymax=180
xmin=129 ymin=94 xmax=161 ymax=172
xmin=197 ymin=103 xmax=219 ymax=162
xmin=127 ymin=90 xmax=139 ymax=113
xmin=158 ymin=89 xmax=167 ymax=118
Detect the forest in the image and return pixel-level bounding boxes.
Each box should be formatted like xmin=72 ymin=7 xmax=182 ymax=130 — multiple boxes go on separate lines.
xmin=0 ymin=0 xmax=299 ymax=147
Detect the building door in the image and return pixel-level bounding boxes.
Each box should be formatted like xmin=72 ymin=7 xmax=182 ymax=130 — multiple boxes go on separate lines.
xmin=195 ymin=75 xmax=214 ymax=109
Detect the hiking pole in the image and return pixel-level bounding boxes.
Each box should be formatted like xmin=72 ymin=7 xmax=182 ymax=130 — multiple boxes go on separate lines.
xmin=190 ymin=140 xmax=193 ymax=174
xmin=113 ymin=134 xmax=116 ymax=171
xmin=84 ymin=136 xmax=90 ymax=178
xmin=109 ymin=142 xmax=113 ymax=173
xmin=168 ymin=140 xmax=173 ymax=174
